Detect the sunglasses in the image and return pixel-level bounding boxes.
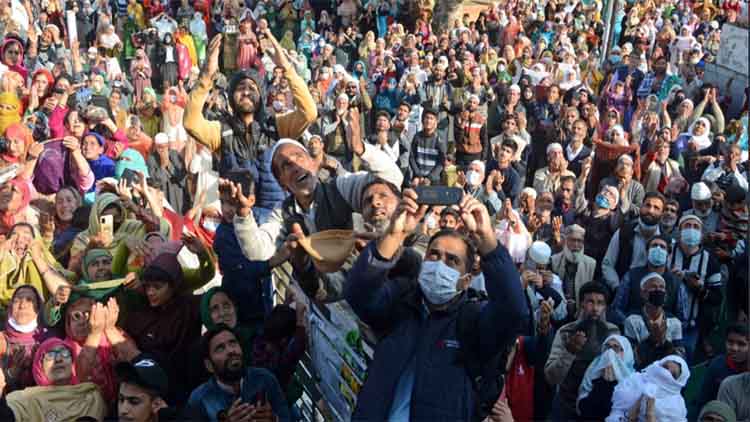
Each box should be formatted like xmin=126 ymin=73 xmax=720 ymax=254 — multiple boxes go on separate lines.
xmin=70 ymin=310 xmax=90 ymax=322
xmin=43 ymin=347 xmax=72 ymax=361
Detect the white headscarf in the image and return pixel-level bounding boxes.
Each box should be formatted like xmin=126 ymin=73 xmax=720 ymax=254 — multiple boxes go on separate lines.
xmin=684 ymin=117 xmax=712 ymax=151
xmin=606 ymin=355 xmax=690 ymax=422
xmin=578 ymin=334 xmax=636 ymax=412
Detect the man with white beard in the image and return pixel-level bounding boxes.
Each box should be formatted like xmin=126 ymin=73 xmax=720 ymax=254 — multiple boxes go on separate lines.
xmin=550 ymin=224 xmax=597 ymax=320
xmin=321 ymin=93 xmax=357 ymax=169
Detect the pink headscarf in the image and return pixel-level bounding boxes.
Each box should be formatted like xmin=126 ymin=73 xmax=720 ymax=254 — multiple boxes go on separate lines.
xmin=32 ymin=338 xmax=78 ymax=387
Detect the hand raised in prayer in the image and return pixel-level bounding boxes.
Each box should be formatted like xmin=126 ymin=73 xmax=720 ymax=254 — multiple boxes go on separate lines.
xmin=225 ymin=398 xmax=256 ymax=422
xmin=89 ymin=302 xmax=107 ymax=336
xmin=104 ymin=297 xmax=120 ymax=331
xmin=602 ymin=364 xmax=616 ymax=382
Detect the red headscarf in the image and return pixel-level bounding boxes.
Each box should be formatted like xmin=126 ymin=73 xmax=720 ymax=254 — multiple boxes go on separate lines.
xmin=32 ymin=68 xmax=55 ymax=98
xmin=0 ymin=177 xmax=32 ymax=236
xmin=0 ymin=38 xmax=27 ymax=81
xmin=1 ymin=123 xmax=33 ymax=164
xmin=32 ymin=337 xmax=79 ymax=386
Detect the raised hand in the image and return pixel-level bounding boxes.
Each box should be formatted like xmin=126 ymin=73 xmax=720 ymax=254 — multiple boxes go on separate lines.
xmin=88 ymin=302 xmax=107 ymax=336
xmin=182 ymin=232 xmax=207 ymax=255
xmin=459 ymin=194 xmax=497 ymax=254
xmin=205 ymin=34 xmax=222 ymax=79
xmin=386 ymin=188 xmax=428 ymax=239
xmin=104 ymin=297 xmax=120 ymax=331
xmin=348 ymin=107 xmax=364 ymax=156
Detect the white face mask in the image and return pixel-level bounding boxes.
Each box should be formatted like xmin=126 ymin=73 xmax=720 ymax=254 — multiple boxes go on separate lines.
xmin=498 ymin=64 xmax=506 ymax=72
xmin=467 ymin=170 xmax=482 ymax=186
xmin=201 ymin=217 xmax=221 ymax=232
xmin=418 ymin=260 xmax=463 ymax=305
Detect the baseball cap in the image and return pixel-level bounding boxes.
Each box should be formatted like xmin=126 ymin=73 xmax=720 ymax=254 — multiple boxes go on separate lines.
xmin=116 ymin=355 xmax=169 ymax=397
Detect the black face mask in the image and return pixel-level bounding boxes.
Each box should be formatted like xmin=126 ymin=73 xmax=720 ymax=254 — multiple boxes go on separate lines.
xmin=647 ymin=290 xmax=666 ymax=307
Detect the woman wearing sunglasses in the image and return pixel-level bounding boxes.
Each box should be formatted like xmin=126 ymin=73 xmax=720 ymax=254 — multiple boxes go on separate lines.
xmin=1 ymin=337 xmax=107 ymax=421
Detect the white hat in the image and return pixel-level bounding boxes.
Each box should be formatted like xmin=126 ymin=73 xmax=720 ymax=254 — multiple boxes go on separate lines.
xmin=710 ymin=21 xmax=719 ymax=29
xmin=521 ymin=187 xmax=537 ymax=199
xmin=154 ymin=133 xmax=169 ymax=145
xmin=509 ymin=84 xmax=521 ymax=93
xmin=333 ymin=64 xmax=346 ymax=74
xmin=622 ymin=42 xmax=633 ymax=53
xmin=528 ymin=241 xmax=552 ymax=265
xmin=679 ymin=214 xmax=703 ymax=227
xmin=691 ymin=182 xmax=711 ymax=200
xmin=640 ymin=272 xmax=664 ymax=288
xmin=546 ymin=143 xmax=563 ymax=155
xmin=269 ymin=138 xmax=309 ymax=181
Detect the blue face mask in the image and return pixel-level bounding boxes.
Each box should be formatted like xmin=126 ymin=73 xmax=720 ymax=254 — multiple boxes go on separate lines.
xmin=595 ymin=194 xmax=611 ymax=209
xmin=680 ymin=228 xmax=702 ymax=247
xmin=418 ymin=260 xmax=463 ymax=305
xmin=647 ymin=246 xmax=668 ymax=267
xmin=610 ymin=55 xmax=621 ymax=64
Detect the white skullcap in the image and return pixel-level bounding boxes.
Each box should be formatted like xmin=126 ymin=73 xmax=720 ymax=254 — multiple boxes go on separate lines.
xmin=333 ymin=64 xmax=346 ymax=74
xmin=546 ymin=143 xmax=563 ymax=155
xmin=470 ymin=160 xmax=485 ymax=174
xmin=622 ymin=42 xmax=633 ymax=53
xmin=522 ymin=187 xmax=537 ymax=199
xmin=710 ymin=21 xmax=719 ymax=29
xmin=640 ymin=272 xmax=665 ymax=289
xmin=565 ymin=224 xmax=585 ymax=237
xmin=270 ymin=138 xmax=308 ymax=166
xmin=617 ymin=154 xmax=634 ymax=166
xmin=691 ymin=182 xmax=711 ymax=200
xmin=154 ymin=133 xmax=169 ymax=145
xmin=679 ymin=214 xmax=703 ymax=227
xmin=528 ymin=241 xmax=552 ymax=265
xmin=509 ymin=84 xmax=521 ymax=92
xmin=269 ymin=139 xmax=310 ymax=183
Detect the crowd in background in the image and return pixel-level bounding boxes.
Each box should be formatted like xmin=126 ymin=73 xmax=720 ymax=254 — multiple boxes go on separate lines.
xmin=0 ymin=0 xmax=746 ymax=420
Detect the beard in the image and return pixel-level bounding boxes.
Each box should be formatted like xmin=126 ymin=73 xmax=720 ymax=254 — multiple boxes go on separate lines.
xmin=234 ymin=91 xmax=260 ymax=114
xmin=214 ymin=354 xmax=245 ymax=383
xmin=368 ymin=217 xmax=390 ymax=235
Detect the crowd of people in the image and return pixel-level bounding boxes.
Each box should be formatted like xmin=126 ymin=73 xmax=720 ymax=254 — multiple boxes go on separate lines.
xmin=0 ymin=0 xmax=746 ymax=420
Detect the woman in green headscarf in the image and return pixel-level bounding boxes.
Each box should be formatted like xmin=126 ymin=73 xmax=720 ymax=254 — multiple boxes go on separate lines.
xmin=279 ymin=30 xmax=296 ymax=53
xmin=68 ymin=193 xmax=167 ymax=271
xmin=200 ymin=287 xmax=257 ymax=357
xmin=0 ymin=223 xmax=73 ymax=310
xmin=114 ymin=149 xmax=149 ymax=180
